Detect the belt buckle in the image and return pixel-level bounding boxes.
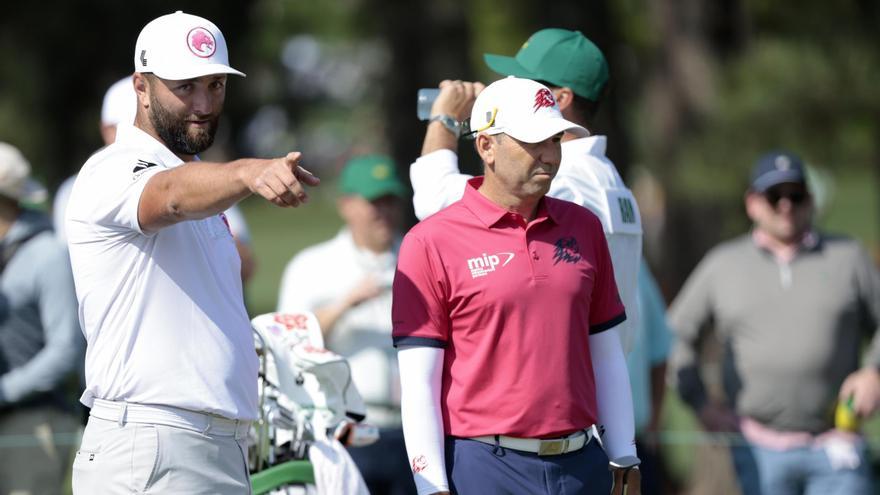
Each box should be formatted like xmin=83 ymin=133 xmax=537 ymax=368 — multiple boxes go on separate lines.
xmin=537 ymin=438 xmax=568 ymax=456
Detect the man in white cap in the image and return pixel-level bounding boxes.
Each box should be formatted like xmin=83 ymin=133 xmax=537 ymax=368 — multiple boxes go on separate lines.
xmin=392 ymin=77 xmax=640 ymax=495
xmin=54 ymin=76 xmax=257 ymax=283
xmin=410 ymin=30 xmax=642 ymax=356
xmin=66 ymin=11 xmax=319 ymax=494
xmin=0 ymin=143 xmax=83 ymax=494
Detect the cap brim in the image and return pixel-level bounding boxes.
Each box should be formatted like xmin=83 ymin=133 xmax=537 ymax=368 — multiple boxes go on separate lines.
xmin=359 ymin=183 xmax=407 ymax=201
xmin=151 ymin=64 xmax=246 ymax=81
xmin=751 ymin=171 xmax=806 ymax=192
xmin=483 ymin=53 xmax=537 ymax=79
xmin=506 ymin=117 xmax=588 ymax=144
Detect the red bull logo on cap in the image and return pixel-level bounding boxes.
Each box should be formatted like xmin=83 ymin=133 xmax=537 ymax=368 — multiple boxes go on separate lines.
xmin=187 ymin=27 xmax=216 ymax=58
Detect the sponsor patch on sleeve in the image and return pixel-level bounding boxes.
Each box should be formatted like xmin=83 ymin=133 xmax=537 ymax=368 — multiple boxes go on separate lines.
xmin=132 ymin=159 xmax=159 ymax=180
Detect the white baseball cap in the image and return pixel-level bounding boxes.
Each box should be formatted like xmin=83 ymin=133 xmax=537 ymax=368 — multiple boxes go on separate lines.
xmin=0 ymin=143 xmax=47 ymax=203
xmin=134 ymin=11 xmax=245 ymax=80
xmin=470 ymin=76 xmax=588 ymax=143
xmin=101 ymin=76 xmax=137 ymax=126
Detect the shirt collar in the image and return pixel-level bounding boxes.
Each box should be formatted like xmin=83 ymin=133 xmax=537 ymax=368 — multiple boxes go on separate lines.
xmin=461 ymin=177 xmax=557 ymax=228
xmin=115 ymin=123 xmax=186 ymax=167
xmin=751 ymin=228 xmax=821 ymax=262
xmin=562 ymin=135 xmax=607 ymax=158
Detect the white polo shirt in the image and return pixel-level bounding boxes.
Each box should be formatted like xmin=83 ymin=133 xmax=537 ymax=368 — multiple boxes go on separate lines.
xmin=409 ymin=135 xmax=642 ymax=351
xmin=277 ymin=229 xmax=400 ymax=427
xmin=66 ymin=124 xmax=258 ymax=420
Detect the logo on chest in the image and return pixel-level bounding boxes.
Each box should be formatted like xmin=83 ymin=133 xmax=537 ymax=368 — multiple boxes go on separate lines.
xmin=466 ymin=252 xmax=515 ymax=279
xmin=553 ymin=237 xmax=581 ymax=265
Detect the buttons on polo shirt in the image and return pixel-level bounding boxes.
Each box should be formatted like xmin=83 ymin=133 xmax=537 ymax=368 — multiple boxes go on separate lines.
xmin=532 ymin=251 xmax=539 ymax=260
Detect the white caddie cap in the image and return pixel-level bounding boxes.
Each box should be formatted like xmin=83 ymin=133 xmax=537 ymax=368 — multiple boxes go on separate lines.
xmin=0 ymin=143 xmax=47 ymax=203
xmin=134 ymin=11 xmax=246 ymax=80
xmin=470 ymin=76 xmax=588 ymax=143
xmin=101 ymin=76 xmax=138 ymax=126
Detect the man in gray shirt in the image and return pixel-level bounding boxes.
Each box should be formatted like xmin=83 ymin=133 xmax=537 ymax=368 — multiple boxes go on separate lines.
xmin=669 ymin=151 xmax=880 ymax=495
xmin=0 ymin=142 xmax=84 ymax=494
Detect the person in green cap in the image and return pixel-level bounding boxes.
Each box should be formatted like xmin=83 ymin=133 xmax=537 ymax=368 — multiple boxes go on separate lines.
xmin=408 ymin=27 xmax=645 ymax=494
xmin=411 ymin=28 xmax=642 ymax=355
xmin=277 ymin=154 xmax=415 ymax=494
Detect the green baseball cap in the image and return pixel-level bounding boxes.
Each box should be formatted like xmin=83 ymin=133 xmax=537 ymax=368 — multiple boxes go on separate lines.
xmin=483 ymin=28 xmax=609 ymax=101
xmin=339 ymin=155 xmax=406 ymax=200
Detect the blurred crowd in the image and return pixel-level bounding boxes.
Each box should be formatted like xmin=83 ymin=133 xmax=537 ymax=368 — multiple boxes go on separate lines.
xmin=1 ymin=13 xmax=878 ymax=495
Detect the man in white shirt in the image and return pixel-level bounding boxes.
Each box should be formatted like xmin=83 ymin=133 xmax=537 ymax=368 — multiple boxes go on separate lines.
xmin=54 ymin=76 xmax=257 ymax=285
xmin=278 ymin=155 xmax=414 ymax=494
xmin=410 ymin=28 xmax=642 ymax=352
xmin=66 ymin=11 xmax=319 ymax=494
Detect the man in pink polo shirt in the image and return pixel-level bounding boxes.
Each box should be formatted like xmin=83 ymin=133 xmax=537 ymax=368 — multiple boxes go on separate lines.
xmin=392 ymin=77 xmax=641 ymax=495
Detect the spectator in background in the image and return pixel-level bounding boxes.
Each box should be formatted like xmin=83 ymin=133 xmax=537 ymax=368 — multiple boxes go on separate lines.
xmin=53 ymin=76 xmax=256 ymax=284
xmin=0 ymin=142 xmax=84 ymax=495
xmin=277 ymin=155 xmax=414 ymax=494
xmin=668 ymin=151 xmax=880 ymax=495
xmin=53 ymin=76 xmax=137 ymax=243
xmin=628 ymin=260 xmax=673 ymax=494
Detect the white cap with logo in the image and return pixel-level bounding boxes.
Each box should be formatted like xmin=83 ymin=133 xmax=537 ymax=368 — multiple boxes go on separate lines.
xmin=470 ymin=76 xmax=588 ymax=143
xmin=134 ymin=11 xmax=246 ymax=80
xmin=0 ymin=143 xmax=47 ymax=203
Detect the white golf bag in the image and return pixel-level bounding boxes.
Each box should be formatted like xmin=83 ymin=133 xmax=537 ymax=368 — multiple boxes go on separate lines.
xmin=250 ymin=311 xmax=377 ymax=493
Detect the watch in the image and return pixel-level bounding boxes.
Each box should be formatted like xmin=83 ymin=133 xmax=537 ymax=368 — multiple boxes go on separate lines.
xmin=429 ymin=114 xmax=461 ymax=138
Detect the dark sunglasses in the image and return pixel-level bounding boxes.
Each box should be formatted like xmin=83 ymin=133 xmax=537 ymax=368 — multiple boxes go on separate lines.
xmin=764 ymin=188 xmax=808 ymax=207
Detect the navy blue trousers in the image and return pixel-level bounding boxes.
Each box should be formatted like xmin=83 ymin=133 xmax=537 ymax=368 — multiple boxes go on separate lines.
xmin=445 ymin=436 xmax=612 ymax=495
xmin=348 ymin=427 xmax=417 ymax=495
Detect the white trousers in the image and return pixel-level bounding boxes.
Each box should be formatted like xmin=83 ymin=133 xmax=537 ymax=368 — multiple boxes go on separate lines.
xmin=72 ymin=400 xmax=252 ymax=494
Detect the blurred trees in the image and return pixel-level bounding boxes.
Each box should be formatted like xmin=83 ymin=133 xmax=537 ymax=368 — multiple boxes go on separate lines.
xmin=0 ymin=0 xmax=877 ymax=296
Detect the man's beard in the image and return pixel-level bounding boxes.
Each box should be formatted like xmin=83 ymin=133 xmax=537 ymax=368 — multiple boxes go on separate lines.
xmin=148 ymin=94 xmax=219 ymax=156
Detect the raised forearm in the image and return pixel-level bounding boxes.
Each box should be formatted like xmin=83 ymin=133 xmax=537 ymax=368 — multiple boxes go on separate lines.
xmin=140 ymin=159 xmax=255 ymax=227
xmin=138 ymin=152 xmax=318 ymax=232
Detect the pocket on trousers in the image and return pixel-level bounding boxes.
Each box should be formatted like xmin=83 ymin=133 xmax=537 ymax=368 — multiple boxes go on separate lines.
xmin=72 ymin=418 xmax=114 ymax=492
xmin=130 ymin=424 xmax=160 ymax=493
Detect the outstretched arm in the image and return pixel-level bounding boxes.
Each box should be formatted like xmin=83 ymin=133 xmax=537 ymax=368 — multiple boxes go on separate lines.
xmin=138 ymin=151 xmax=320 ymax=233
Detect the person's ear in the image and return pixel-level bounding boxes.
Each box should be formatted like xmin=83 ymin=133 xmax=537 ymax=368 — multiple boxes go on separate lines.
xmin=553 ymin=87 xmax=575 ymax=112
xmin=744 ymin=190 xmax=761 ymax=222
xmin=475 ymin=134 xmax=496 ymax=166
xmin=336 ymin=195 xmax=353 ymax=219
xmin=133 ymin=73 xmax=150 ymax=109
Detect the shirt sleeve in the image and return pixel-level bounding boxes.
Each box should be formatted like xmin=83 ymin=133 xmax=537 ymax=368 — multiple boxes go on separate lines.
xmin=74 ymin=150 xmax=165 ymax=237
xmin=0 ymin=238 xmax=84 ymax=404
xmin=398 ymin=346 xmax=449 ymax=494
xmin=590 ymin=328 xmax=638 ymax=461
xmin=392 ymin=233 xmax=449 ymax=348
xmin=854 ymin=243 xmax=880 ymax=368
xmin=667 ymin=252 xmax=718 ymax=412
xmin=410 ymin=149 xmax=471 ymax=220
xmin=588 ymin=219 xmax=627 ymax=334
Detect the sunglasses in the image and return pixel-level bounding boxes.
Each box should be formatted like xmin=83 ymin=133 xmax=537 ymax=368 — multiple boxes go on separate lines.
xmin=764 ymin=188 xmax=808 ymax=207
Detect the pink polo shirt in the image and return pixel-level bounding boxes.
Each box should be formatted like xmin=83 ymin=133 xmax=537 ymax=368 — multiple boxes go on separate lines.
xmin=392 ymin=178 xmax=625 ymax=438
